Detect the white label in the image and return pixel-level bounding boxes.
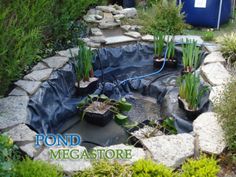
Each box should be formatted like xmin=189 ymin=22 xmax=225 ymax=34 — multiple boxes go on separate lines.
xmin=194 ymin=0 xmax=207 ymax=8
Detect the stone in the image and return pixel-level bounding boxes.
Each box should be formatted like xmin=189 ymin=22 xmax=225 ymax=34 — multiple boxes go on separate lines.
xmin=130 ymin=25 xmax=143 ymax=32
xmin=142 ymin=35 xmax=154 ymax=42
xmin=114 ymin=14 xmax=125 ymax=20
xmin=173 ymin=35 xmax=204 ymax=45
xmin=113 ymin=4 xmax=123 ymax=11
xmin=131 ymin=126 xmax=164 ymax=140
xmin=95 ymin=14 xmax=103 ymax=20
xmin=209 ymin=85 xmax=225 ymax=103
xmin=57 ymin=48 xmax=79 ymax=58
xmin=90 ymin=36 xmax=106 ymax=43
xmin=121 ymin=25 xmax=131 ymax=32
xmin=87 ymin=8 xmax=103 ymax=16
xmin=98 ymin=21 xmax=119 ymax=29
xmin=15 ymin=80 xmax=41 ymax=95
xmin=105 ymin=35 xmax=137 ymax=45
xmin=193 ymin=112 xmax=226 ymax=154
xmin=83 ymin=14 xmax=101 ymax=23
xmin=124 ymin=31 xmax=141 ymax=39
xmin=4 ymin=124 xmax=36 ymax=142
xmin=9 ymin=87 xmax=28 ymax=96
xmin=32 ymin=62 xmax=48 ymax=71
xmin=91 ymin=28 xmax=103 ymax=36
xmin=203 ymin=42 xmax=221 ymax=52
xmin=43 ymin=56 xmax=69 ymax=69
xmin=120 ymin=8 xmax=137 ymax=18
xmin=142 ymin=134 xmax=194 ymax=168
xmin=20 ymin=142 xmax=40 ymax=158
xmin=35 ymin=146 xmax=92 ymax=173
xmin=86 ymin=41 xmax=101 ymax=48
xmin=0 ymin=96 xmax=29 ymax=130
xmin=94 ymin=144 xmax=146 ymax=165
xmin=201 ymin=62 xmax=231 ymax=86
xmin=203 ymin=52 xmax=226 ymax=64
xmin=24 ymin=68 xmax=53 ymax=81
xmin=96 ymin=6 xmax=116 ymax=13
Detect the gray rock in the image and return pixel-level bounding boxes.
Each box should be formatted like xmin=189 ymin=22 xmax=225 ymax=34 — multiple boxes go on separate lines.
xmin=24 ymin=68 xmax=53 ymax=81
xmin=201 ymin=62 xmax=231 ymax=86
xmin=124 ymin=31 xmax=141 ymax=39
xmin=142 ymin=35 xmax=154 ymax=42
xmin=203 ymin=52 xmax=225 ymax=65
xmin=96 ymin=6 xmax=116 ymax=13
xmin=57 ymin=48 xmax=79 ymax=58
xmin=32 ymin=62 xmax=48 ymax=71
xmin=130 ymin=25 xmax=143 ymax=32
xmin=105 ymin=35 xmax=137 ymax=45
xmin=83 ymin=14 xmax=101 ymax=23
xmin=203 ymin=42 xmax=221 ymax=52
xmin=99 ymin=21 xmax=119 ymax=29
xmin=87 ymin=8 xmax=103 ymax=16
xmin=142 ymin=133 xmax=194 ymax=168
xmin=9 ymin=87 xmax=28 ymax=96
xmin=90 ymin=36 xmax=106 ymax=43
xmin=43 ymin=56 xmax=69 ymax=69
xmin=193 ymin=112 xmax=226 ymax=154
xmin=95 ymin=14 xmax=103 ymax=20
xmin=91 ymin=28 xmax=103 ymax=36
xmin=113 ymin=4 xmax=123 ymax=11
xmin=120 ymin=8 xmax=137 ymax=18
xmin=174 ymin=35 xmax=204 ymax=45
xmin=15 ymin=80 xmax=41 ymax=95
xmin=209 ymin=85 xmax=225 ymax=103
xmin=0 ymin=96 xmax=29 ymax=130
xmin=114 ymin=14 xmax=125 ymax=20
xmin=86 ymin=41 xmax=101 ymax=48
xmin=20 ymin=142 xmax=40 ymax=158
xmin=121 ymin=25 xmax=131 ymax=32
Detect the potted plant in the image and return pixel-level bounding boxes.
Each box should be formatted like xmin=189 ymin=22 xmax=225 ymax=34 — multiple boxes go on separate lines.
xmin=78 ymin=95 xmax=132 ymax=126
xmin=75 ymin=42 xmax=98 ymax=96
xmin=177 ymin=73 xmax=209 ymax=120
xmin=181 ymin=39 xmax=201 ymax=75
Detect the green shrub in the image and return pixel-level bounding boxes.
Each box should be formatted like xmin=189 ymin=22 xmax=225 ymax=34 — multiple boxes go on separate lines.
xmin=180 ymin=155 xmax=220 ymax=177
xmin=15 ymin=157 xmax=63 ymax=177
xmin=132 ymin=159 xmax=174 ymax=177
xmin=202 ymin=30 xmax=214 ymax=41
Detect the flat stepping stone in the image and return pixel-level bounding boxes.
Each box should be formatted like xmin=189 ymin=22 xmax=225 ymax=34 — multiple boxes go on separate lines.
xmin=90 ymin=36 xmax=106 ymax=43
xmin=57 ymin=48 xmax=79 ymax=58
xmin=105 ymin=35 xmax=137 ymax=45
xmin=124 ymin=31 xmax=141 ymax=39
xmin=15 ymin=80 xmax=41 ymax=95
xmin=24 ymin=68 xmax=53 ymax=81
xmin=9 ymin=87 xmax=28 ymax=96
xmin=193 ymin=112 xmax=226 ymax=154
xmin=174 ymin=35 xmax=204 ymax=45
xmin=0 ymin=96 xmax=29 ymax=130
xmin=142 ymin=133 xmax=194 ymax=168
xmin=209 ymin=85 xmax=225 ymax=103
xmin=203 ymin=52 xmax=225 ymax=64
xmin=43 ymin=56 xmax=69 ymax=69
xmin=203 ymin=42 xmax=221 ymax=52
xmin=142 ymin=35 xmax=154 ymax=42
xmin=121 ymin=25 xmax=131 ymax=32
xmin=32 ymin=62 xmax=48 ymax=71
xmin=201 ymin=62 xmax=231 ymax=86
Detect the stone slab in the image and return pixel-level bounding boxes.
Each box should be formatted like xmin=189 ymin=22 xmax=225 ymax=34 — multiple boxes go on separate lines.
xmin=105 ymin=35 xmax=137 ymax=45
xmin=24 ymin=68 xmax=53 ymax=81
xmin=15 ymin=80 xmax=41 ymax=95
xmin=204 ymin=52 xmax=225 ymax=65
xmin=43 ymin=56 xmax=69 ymax=69
xmin=9 ymin=87 xmax=28 ymax=96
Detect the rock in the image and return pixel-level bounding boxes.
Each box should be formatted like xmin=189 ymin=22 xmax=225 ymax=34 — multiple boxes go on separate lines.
xmin=90 ymin=36 xmax=106 ymax=43
xmin=124 ymin=31 xmax=141 ymax=39
xmin=113 ymin=4 xmax=123 ymax=11
xmin=96 ymin=6 xmax=116 ymax=13
xmin=15 ymin=80 xmax=41 ymax=95
xmin=131 ymin=126 xmax=164 ymax=140
xmin=24 ymin=68 xmax=53 ymax=81
xmin=209 ymin=85 xmax=225 ymax=103
xmin=105 ymin=35 xmax=137 ymax=45
xmin=20 ymin=142 xmax=41 ymax=158
xmin=9 ymin=87 xmax=28 ymax=96
xmin=193 ymin=112 xmax=226 ymax=154
xmin=121 ymin=25 xmax=131 ymax=32
xmin=203 ymin=42 xmax=221 ymax=52
xmin=32 ymin=62 xmax=48 ymax=71
xmin=43 ymin=56 xmax=69 ymax=69
xmin=94 ymin=144 xmax=146 ymax=165
xmin=35 ymin=146 xmax=92 ymax=173
xmin=83 ymin=14 xmax=101 ymax=23
xmin=204 ymin=52 xmax=226 ymax=64
xmin=120 ymin=8 xmax=137 ymax=18
xmin=130 ymin=25 xmax=143 ymax=32
xmin=201 ymin=62 xmax=231 ymax=86
xmin=114 ymin=14 xmax=125 ymax=20
xmin=4 ymin=124 xmax=36 ymax=142
xmin=95 ymin=14 xmax=103 ymax=20
xmin=0 ymin=96 xmax=29 ymax=130
xmin=142 ymin=133 xmax=194 ymax=168
xmin=142 ymin=35 xmax=154 ymax=42
xmin=91 ymin=28 xmax=103 ymax=36
xmin=99 ymin=21 xmax=119 ymax=29
xmin=174 ymin=35 xmax=204 ymax=45
xmin=86 ymin=41 xmax=101 ymax=48
xmin=87 ymin=8 xmax=103 ymax=16
xmin=57 ymin=48 xmax=79 ymax=58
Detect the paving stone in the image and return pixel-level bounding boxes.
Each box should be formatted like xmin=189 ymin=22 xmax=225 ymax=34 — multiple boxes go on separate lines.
xmin=15 ymin=80 xmax=41 ymax=95
xmin=0 ymin=96 xmax=29 ymax=130
xmin=174 ymin=35 xmax=204 ymax=45
xmin=9 ymin=87 xmax=28 ymax=96
xmin=90 ymin=36 xmax=106 ymax=43
xmin=20 ymin=142 xmax=40 ymax=158
xmin=83 ymin=14 xmax=101 ymax=23
xmin=32 ymin=62 xmax=48 ymax=71
xmin=105 ymin=35 xmax=137 ymax=45
xmin=203 ymin=42 xmax=221 ymax=52
xmin=142 ymin=35 xmax=154 ymax=42
xmin=121 ymin=25 xmax=131 ymax=32
xmin=24 ymin=68 xmax=53 ymax=81
xmin=86 ymin=41 xmax=101 ymax=48
xmin=57 ymin=48 xmax=79 ymax=58
xmin=96 ymin=6 xmax=116 ymax=13
xmin=124 ymin=31 xmax=141 ymax=39
xmin=204 ymin=52 xmax=226 ymax=64
xmin=201 ymin=62 xmax=231 ymax=86
xmin=120 ymin=8 xmax=137 ymax=18
xmin=98 ymin=21 xmax=119 ymax=29
xmin=193 ymin=112 xmax=226 ymax=154
xmin=209 ymin=85 xmax=225 ymax=103
xmin=142 ymin=133 xmax=194 ymax=168
xmin=43 ymin=56 xmax=69 ymax=69
xmin=91 ymin=28 xmax=103 ymax=36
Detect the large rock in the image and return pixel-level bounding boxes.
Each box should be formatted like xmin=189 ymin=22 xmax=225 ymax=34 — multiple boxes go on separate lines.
xmin=203 ymin=52 xmax=225 ymax=65
xmin=203 ymin=42 xmax=221 ymax=52
xmin=201 ymin=62 xmax=231 ymax=86
xmin=193 ymin=112 xmax=226 ymax=154
xmin=90 ymin=36 xmax=106 ymax=43
xmin=124 ymin=31 xmax=141 ymax=39
xmin=32 ymin=62 xmax=49 ymax=71
xmin=96 ymin=6 xmax=116 ymax=13
xmin=98 ymin=21 xmax=119 ymax=29
xmin=174 ymin=35 xmax=204 ymax=45
xmin=120 ymin=8 xmax=137 ymax=18
xmin=9 ymin=87 xmax=28 ymax=96
xmin=105 ymin=35 xmax=137 ymax=45
xmin=15 ymin=80 xmax=41 ymax=95
xmin=43 ymin=56 xmax=69 ymax=69
xmin=83 ymin=14 xmax=101 ymax=23
xmin=209 ymin=85 xmax=225 ymax=103
xmin=114 ymin=14 xmax=125 ymax=20
xmin=91 ymin=28 xmax=103 ymax=36
xmin=121 ymin=25 xmax=131 ymax=32
xmin=142 ymin=35 xmax=154 ymax=42
xmin=24 ymin=68 xmax=53 ymax=81
xmin=142 ymin=134 xmax=194 ymax=168
xmin=20 ymin=142 xmax=41 ymax=158
xmin=0 ymin=96 xmax=29 ymax=130
xmin=57 ymin=48 xmax=79 ymax=58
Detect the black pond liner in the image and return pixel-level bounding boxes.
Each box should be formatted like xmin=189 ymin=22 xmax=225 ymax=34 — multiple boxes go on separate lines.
xmin=28 ymin=43 xmax=209 ymax=141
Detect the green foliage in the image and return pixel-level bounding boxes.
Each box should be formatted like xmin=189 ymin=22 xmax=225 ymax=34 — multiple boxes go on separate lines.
xmin=182 ymin=40 xmax=201 ymax=72
xmin=161 ymin=117 xmax=177 ymax=134
xmin=180 ymin=155 xmax=220 ymax=177
xmin=15 ymin=157 xmax=63 ymax=177
xmin=132 ymin=159 xmax=174 ymax=177
xmin=178 ymin=73 xmax=209 ymax=110
xmin=202 ymin=30 xmax=214 ymax=42
xmin=0 ymin=134 xmax=19 ymax=177
xmin=154 ymin=32 xmax=165 ymax=58
xmin=214 ymin=79 xmax=236 ymax=151
xmin=217 ymin=32 xmax=236 ymax=66
xmin=166 ymin=39 xmax=175 ymax=59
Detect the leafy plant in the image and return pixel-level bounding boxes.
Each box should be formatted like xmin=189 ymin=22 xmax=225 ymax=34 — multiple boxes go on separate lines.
xmin=132 ymin=159 xmax=174 ymax=177
xmin=217 ymin=32 xmax=236 ymax=66
xmin=180 ymin=155 xmax=220 ymax=177
xmin=166 ymin=39 xmax=175 ymax=59
xmin=15 ymin=157 xmax=63 ymax=177
xmin=182 ymin=40 xmax=201 ymax=72
xmin=202 ymin=30 xmax=214 ymax=41
xmin=154 ymin=32 xmax=165 ymax=59
xmin=161 ymin=117 xmax=177 ymax=134
xmin=178 ymin=73 xmax=209 ymax=111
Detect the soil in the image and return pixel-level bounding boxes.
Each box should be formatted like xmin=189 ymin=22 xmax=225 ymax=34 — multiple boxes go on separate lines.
xmin=85 ymin=101 xmax=112 ymax=115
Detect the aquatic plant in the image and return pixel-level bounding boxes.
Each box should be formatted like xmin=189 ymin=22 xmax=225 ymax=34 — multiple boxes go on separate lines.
xmin=166 ymin=39 xmax=175 ymax=60
xmin=154 ymin=32 xmax=165 ymax=59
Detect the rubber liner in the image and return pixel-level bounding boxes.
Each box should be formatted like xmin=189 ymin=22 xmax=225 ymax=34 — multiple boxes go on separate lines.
xmin=28 ymin=43 xmax=209 ymax=135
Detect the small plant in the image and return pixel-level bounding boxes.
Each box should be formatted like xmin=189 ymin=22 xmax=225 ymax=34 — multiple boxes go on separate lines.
xmin=166 ymin=39 xmax=175 ymax=60
xmin=180 ymin=155 xmax=220 ymax=177
xmin=161 ymin=117 xmax=177 ymax=134
xmin=15 ymin=157 xmax=63 ymax=177
xmin=202 ymin=30 xmax=214 ymax=41
xmin=154 ymin=32 xmax=165 ymax=59
xmin=178 ymin=73 xmax=209 ymax=111
xmin=182 ymin=40 xmax=201 ymax=73
xmin=132 ymin=159 xmax=174 ymax=177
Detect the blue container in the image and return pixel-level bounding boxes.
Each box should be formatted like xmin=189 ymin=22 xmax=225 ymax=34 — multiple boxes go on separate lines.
xmin=123 ymin=0 xmax=135 ymax=8
xmin=178 ymin=0 xmax=232 ymax=28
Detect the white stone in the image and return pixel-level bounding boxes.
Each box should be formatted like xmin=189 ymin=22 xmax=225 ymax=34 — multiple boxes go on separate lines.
xmin=120 ymin=8 xmax=137 ymax=18
xmin=131 ymin=126 xmax=164 ymax=140
xmin=57 ymin=48 xmax=79 ymax=58
xmin=142 ymin=35 xmax=154 ymax=42
xmin=105 ymin=35 xmax=137 ymax=45
xmin=204 ymin=52 xmax=225 ymax=64
xmin=9 ymin=87 xmax=28 ymax=96
xmin=86 ymin=41 xmax=101 ymax=48
xmin=43 ymin=56 xmax=69 ymax=69
xmin=203 ymin=42 xmax=221 ymax=52
xmin=114 ymin=14 xmax=125 ymax=20
xmin=83 ymin=14 xmax=101 ymax=23
xmin=95 ymin=14 xmax=103 ymax=20
xmin=90 ymin=36 xmax=106 ymax=43
xmin=24 ymin=68 xmax=53 ymax=81
xmin=98 ymin=21 xmax=119 ymax=29
xmin=91 ymin=28 xmax=103 ymax=36
xmin=193 ymin=112 xmax=226 ymax=154
xmin=15 ymin=80 xmax=41 ymax=95
xmin=124 ymin=31 xmax=141 ymax=39
xmin=201 ymin=62 xmax=231 ymax=86
xmin=142 ymin=133 xmax=194 ymax=168
xmin=32 ymin=62 xmax=48 ymax=71
xmin=20 ymin=142 xmax=40 ymax=158
xmin=96 ymin=6 xmax=116 ymax=13
xmin=174 ymin=35 xmax=204 ymax=45
xmin=0 ymin=96 xmax=29 ymax=130
xmin=209 ymin=85 xmax=225 ymax=103
xmin=121 ymin=25 xmax=131 ymax=32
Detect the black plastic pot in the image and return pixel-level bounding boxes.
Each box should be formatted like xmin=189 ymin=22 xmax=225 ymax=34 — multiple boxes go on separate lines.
xmin=181 ymin=68 xmax=195 ymax=76
xmin=76 ymin=78 xmax=98 ymax=96
xmin=123 ymin=0 xmax=135 ymax=8
xmin=153 ymin=57 xmax=177 ymax=69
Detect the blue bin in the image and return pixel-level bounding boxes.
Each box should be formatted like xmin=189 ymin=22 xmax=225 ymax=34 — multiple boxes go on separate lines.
xmin=178 ymin=0 xmax=232 ymax=28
